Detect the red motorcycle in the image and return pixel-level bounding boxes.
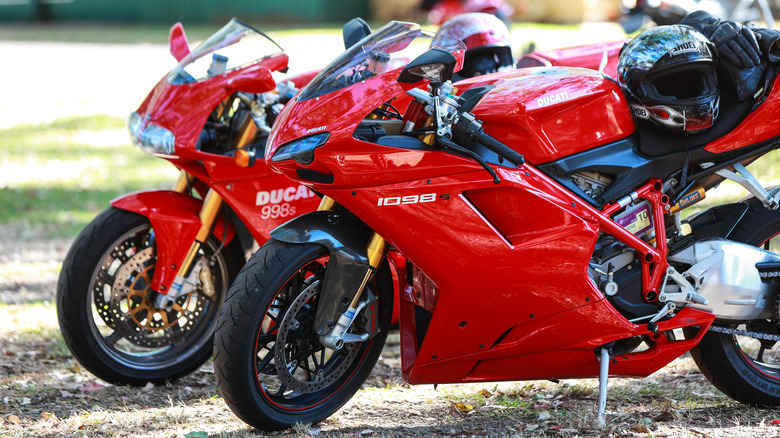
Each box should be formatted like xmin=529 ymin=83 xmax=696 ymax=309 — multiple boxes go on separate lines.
xmin=421 ymin=0 xmax=514 ymax=25
xmin=214 ymin=20 xmax=780 ymax=430
xmin=56 ymin=19 xmax=328 ymax=385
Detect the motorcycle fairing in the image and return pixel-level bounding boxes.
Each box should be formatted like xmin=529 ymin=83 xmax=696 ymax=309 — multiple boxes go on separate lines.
xmin=111 ymin=190 xmax=235 ymax=293
xmin=270 ymin=210 xmax=376 ymax=335
xmin=705 ymin=72 xmax=780 ymax=153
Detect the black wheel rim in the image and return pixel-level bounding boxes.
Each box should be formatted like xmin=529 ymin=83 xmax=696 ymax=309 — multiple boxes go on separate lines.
xmin=252 ymin=255 xmax=374 ymax=411
xmin=87 ymin=223 xmax=229 ymax=370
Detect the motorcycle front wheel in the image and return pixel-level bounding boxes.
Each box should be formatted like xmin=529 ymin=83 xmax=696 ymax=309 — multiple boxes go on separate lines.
xmin=214 ymin=239 xmax=392 ymax=431
xmin=57 ymin=206 xmax=244 ymax=385
xmin=690 ymin=196 xmax=780 ymax=405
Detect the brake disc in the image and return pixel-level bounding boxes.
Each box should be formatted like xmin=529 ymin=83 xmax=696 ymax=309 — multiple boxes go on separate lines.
xmin=98 ymin=247 xmax=208 ymax=348
xmin=274 ymin=280 xmax=359 ymax=394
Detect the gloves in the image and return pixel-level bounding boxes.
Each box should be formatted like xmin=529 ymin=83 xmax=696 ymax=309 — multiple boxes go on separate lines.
xmin=709 ymin=20 xmax=761 ymax=68
xmin=681 ymin=11 xmax=761 ymax=69
xmin=681 ymin=10 xmax=764 ymax=101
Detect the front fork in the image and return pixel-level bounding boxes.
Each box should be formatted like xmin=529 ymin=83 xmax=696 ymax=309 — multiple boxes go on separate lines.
xmin=155 ymin=171 xmax=223 ymax=309
xmin=317 ymin=196 xmax=389 ymax=350
xmin=155 ymin=115 xmax=258 ymax=309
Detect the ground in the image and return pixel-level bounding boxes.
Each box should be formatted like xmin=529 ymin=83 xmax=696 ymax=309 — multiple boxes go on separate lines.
xmin=3 ymin=228 xmax=780 ymax=437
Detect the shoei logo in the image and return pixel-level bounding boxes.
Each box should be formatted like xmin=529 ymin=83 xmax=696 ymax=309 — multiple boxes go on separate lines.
xmin=536 ymin=91 xmax=569 ymax=108
xmin=630 ymin=104 xmax=649 ymax=119
xmin=670 ymin=41 xmax=698 ymax=55
xmin=306 ymin=126 xmax=327 ymax=134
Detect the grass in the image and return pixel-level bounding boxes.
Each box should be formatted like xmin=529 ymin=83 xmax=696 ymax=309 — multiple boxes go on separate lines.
xmin=0 ymin=115 xmax=178 ymax=239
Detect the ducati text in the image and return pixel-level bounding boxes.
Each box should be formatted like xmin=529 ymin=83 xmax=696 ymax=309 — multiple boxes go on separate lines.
xmin=536 ymin=91 xmax=569 ymax=108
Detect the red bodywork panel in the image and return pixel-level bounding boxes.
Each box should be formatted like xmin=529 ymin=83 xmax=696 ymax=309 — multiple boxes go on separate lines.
xmin=705 ymin=74 xmax=780 ymax=153
xmin=516 ymin=40 xmax=627 ymax=80
xmin=111 ymin=191 xmax=233 ymax=292
xmin=461 ymin=67 xmax=635 ymax=164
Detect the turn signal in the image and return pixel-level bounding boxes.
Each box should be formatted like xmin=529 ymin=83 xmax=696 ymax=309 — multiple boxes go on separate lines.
xmin=235 ymin=149 xmax=256 ymax=168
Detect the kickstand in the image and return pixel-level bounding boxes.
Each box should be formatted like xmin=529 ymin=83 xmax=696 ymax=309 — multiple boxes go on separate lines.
xmin=597 ymin=344 xmax=613 ymax=428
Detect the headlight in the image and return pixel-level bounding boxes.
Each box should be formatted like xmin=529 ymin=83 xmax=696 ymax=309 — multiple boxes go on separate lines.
xmin=127 ymin=112 xmax=175 ymax=156
xmin=271 ymin=132 xmax=329 ymax=164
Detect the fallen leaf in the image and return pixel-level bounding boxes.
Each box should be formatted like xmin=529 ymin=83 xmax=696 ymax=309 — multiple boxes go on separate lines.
xmin=40 ymin=412 xmax=58 ymax=421
xmin=6 ymin=414 xmax=21 ymax=424
xmin=770 ymin=419 xmax=780 ymax=426
xmin=478 ymin=389 xmax=491 ymax=397
xmin=453 ymin=402 xmax=473 ymax=413
xmin=184 ymin=432 xmax=208 ymax=438
xmin=21 ymin=397 xmax=31 ymax=405
xmin=525 ymin=424 xmax=539 ymax=431
xmin=631 ymin=424 xmax=650 ymax=433
xmin=60 ymin=390 xmax=76 ymax=398
xmin=538 ymin=410 xmax=552 ymax=421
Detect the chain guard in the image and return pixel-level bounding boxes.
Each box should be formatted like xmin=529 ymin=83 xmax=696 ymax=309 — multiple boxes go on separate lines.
xmin=95 ymin=247 xmax=208 ymax=348
xmin=274 ymin=280 xmax=359 ymax=394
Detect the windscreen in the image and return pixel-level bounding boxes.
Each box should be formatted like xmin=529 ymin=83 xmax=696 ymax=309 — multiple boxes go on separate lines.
xmin=299 ymin=21 xmax=464 ymax=101
xmin=167 ymin=18 xmax=284 ymax=85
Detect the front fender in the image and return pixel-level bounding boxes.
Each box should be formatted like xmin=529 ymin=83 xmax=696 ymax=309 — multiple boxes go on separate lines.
xmin=271 ymin=210 xmax=374 ymax=335
xmin=111 ymin=190 xmax=235 ymax=293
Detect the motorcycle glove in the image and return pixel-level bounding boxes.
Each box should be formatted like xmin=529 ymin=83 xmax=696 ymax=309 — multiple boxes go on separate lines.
xmin=681 ymin=11 xmax=761 ymax=68
xmin=681 ymin=11 xmax=764 ymax=101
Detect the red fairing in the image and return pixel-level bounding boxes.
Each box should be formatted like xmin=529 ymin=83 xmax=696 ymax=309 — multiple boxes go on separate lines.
xmin=460 ymin=67 xmax=635 ymax=164
xmin=516 ymin=40 xmax=627 ymax=79
xmin=705 ymin=74 xmax=780 ymax=153
xmin=110 ymin=190 xmax=234 ymax=292
xmin=138 ymin=54 xmax=287 ymax=160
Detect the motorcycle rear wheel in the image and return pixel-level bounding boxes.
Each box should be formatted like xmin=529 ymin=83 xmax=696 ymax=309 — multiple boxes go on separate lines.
xmin=57 ymin=206 xmax=243 ymax=385
xmin=690 ymin=196 xmax=780 ymax=405
xmin=214 ymin=239 xmax=392 ymax=431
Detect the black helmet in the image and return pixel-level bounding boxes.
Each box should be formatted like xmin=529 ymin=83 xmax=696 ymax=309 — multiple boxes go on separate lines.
xmin=617 ymin=25 xmax=719 ymax=133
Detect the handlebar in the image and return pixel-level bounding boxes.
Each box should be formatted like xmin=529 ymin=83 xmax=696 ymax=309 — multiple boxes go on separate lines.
xmin=453 ymin=112 xmax=524 ymax=166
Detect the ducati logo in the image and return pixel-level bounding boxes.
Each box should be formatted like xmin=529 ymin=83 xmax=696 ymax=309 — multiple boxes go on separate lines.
xmin=256 ymin=186 xmax=315 ymax=205
xmin=306 ymin=126 xmax=327 ymax=134
xmin=536 ymin=91 xmax=569 ymax=108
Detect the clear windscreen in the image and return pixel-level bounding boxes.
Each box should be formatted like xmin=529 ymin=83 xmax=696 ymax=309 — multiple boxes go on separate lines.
xmin=298 ymin=21 xmax=465 ymax=101
xmin=167 ymin=18 xmax=284 ymax=85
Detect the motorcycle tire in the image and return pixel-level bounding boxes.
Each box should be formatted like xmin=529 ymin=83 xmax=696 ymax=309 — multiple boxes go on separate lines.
xmin=214 ymin=239 xmax=393 ymax=431
xmin=689 ymin=196 xmax=780 ymax=405
xmin=57 ymin=206 xmax=244 ymax=386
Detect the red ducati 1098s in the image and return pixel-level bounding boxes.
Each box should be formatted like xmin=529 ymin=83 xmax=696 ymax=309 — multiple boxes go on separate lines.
xmin=214 ymin=21 xmax=780 ymax=430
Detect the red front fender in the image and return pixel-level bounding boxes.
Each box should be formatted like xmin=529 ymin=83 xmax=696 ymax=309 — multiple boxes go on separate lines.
xmin=111 ymin=190 xmax=236 ymax=293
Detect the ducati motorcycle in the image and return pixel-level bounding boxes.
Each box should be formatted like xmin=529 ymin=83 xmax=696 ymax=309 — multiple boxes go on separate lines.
xmin=215 ymin=21 xmax=780 ymax=430
xmin=56 ymin=19 xmax=328 ymax=385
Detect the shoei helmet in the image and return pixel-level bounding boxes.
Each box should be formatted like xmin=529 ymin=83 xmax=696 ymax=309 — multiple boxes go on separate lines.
xmin=431 ymin=12 xmax=513 ymax=79
xmin=617 ymin=24 xmax=719 ymax=132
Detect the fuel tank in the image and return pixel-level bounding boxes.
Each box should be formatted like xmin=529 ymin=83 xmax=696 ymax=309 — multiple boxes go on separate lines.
xmin=464 ymin=67 xmax=636 ymax=165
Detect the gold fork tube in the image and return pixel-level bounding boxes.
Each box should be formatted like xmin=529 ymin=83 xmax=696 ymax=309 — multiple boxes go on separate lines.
xmin=318 ymin=195 xmax=337 ymax=211
xmin=173 ymin=171 xmax=195 ymax=193
xmin=178 ymin=189 xmax=223 ymax=277
xmin=349 ymin=232 xmax=388 ymax=309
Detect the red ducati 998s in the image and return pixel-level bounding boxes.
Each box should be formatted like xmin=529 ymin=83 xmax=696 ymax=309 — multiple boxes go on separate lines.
xmin=214 ymin=21 xmax=780 ymax=430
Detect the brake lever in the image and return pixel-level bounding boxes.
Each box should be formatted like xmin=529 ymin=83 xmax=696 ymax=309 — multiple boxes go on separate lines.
xmin=437 ymin=135 xmax=500 ymax=184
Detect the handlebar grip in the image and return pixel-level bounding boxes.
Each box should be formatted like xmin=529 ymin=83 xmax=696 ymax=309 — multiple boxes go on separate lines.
xmin=475 ymin=132 xmax=525 ymax=167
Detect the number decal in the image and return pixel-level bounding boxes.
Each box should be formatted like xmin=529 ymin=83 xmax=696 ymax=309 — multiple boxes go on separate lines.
xmin=378 ymin=193 xmax=451 ymax=206
xmin=260 ymin=203 xmax=297 ymax=219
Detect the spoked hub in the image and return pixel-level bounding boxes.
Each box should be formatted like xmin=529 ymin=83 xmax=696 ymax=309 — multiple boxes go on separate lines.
xmin=102 ymin=247 xmax=208 ymax=348
xmin=274 ymin=280 xmax=359 ymax=394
